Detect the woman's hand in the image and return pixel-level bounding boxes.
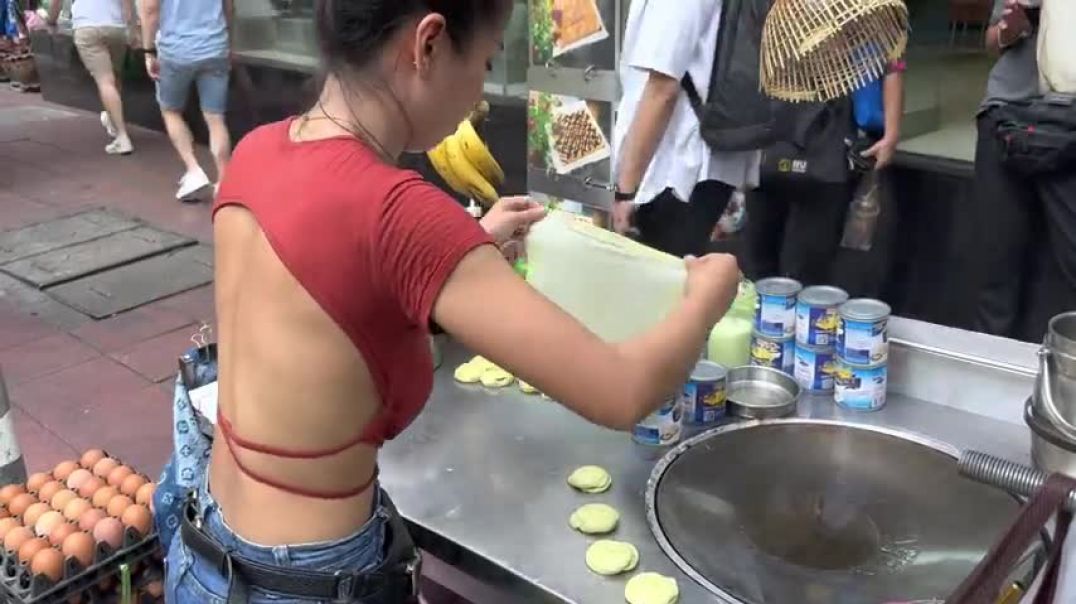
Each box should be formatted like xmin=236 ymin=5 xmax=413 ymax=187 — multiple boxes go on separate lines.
xmin=862 ymin=136 xmax=898 ymax=169
xmin=683 ymin=254 xmax=741 ymax=327
xmin=479 ymin=197 xmax=546 ymax=245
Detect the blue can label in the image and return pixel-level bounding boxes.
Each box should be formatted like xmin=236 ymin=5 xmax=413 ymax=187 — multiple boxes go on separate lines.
xmin=794 ymin=346 xmax=837 ymax=391
xmin=633 ymin=397 xmax=683 ymax=446
xmin=681 ymin=378 xmax=727 ymax=426
xmin=834 ymin=362 xmax=887 ymax=411
xmin=750 ymin=335 xmax=795 ymax=375
xmin=837 ymin=317 xmax=889 ymax=365
xmin=755 ymin=293 xmax=797 ymax=338
xmin=796 ymin=302 xmax=840 ymax=347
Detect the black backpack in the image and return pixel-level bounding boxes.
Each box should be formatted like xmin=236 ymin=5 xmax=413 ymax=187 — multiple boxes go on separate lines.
xmin=682 ymin=0 xmax=777 ymax=152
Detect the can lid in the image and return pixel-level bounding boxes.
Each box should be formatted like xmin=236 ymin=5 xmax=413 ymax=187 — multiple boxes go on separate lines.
xmin=751 ymin=330 xmax=795 ymax=342
xmin=692 ymin=360 xmax=727 ymax=381
xmin=798 ymin=285 xmax=849 ymax=307
xmin=839 ymin=298 xmax=892 ymax=321
xmin=756 ymin=277 xmax=803 ymax=297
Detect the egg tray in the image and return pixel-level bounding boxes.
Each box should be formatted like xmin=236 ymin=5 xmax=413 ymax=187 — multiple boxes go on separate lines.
xmin=0 ymin=526 xmax=159 ymax=604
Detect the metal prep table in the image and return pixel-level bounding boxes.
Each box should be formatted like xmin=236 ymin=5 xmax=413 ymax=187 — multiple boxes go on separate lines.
xmin=379 ymin=317 xmax=1048 ymax=603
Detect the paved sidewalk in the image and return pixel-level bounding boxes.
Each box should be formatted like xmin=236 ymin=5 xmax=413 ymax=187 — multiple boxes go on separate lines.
xmin=0 ymin=89 xmax=219 ymax=478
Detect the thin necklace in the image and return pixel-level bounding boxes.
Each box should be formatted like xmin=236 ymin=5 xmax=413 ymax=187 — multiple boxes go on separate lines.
xmin=296 ymin=100 xmax=396 ymax=165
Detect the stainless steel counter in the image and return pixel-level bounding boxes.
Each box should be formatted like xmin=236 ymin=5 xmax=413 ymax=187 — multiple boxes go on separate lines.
xmin=380 ymin=331 xmax=1035 ymax=603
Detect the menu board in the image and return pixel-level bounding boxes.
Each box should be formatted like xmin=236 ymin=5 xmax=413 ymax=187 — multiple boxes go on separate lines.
xmin=526 ymin=0 xmax=623 ymax=213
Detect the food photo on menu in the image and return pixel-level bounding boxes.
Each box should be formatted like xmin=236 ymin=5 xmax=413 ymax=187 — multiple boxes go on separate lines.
xmin=528 ymin=91 xmax=611 ymax=175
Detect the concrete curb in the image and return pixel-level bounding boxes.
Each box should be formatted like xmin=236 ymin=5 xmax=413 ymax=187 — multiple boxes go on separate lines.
xmin=0 ymin=367 xmax=26 ymax=486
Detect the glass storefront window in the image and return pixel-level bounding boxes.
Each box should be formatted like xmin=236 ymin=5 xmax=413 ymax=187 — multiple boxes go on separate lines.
xmin=233 ymin=0 xmax=318 ymax=72
xmin=485 ymin=0 xmax=528 ymax=98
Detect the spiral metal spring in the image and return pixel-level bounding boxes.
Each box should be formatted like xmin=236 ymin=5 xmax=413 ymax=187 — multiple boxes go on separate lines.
xmin=958 ymin=450 xmax=1076 ymax=512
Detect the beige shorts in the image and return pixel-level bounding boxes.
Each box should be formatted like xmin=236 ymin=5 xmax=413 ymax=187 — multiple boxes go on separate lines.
xmin=74 ymin=26 xmax=128 ymax=78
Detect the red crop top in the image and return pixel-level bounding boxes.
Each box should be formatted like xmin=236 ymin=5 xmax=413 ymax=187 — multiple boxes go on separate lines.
xmin=213 ymin=118 xmax=492 ymax=498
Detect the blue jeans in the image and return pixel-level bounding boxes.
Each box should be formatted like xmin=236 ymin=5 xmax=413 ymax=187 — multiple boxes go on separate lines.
xmin=165 ymin=478 xmax=389 ymax=603
xmin=156 ymin=55 xmax=230 ymax=114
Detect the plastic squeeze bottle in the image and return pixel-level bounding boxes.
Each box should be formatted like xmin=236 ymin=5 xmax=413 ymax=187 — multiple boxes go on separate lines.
xmin=707 ymin=280 xmax=756 ymax=368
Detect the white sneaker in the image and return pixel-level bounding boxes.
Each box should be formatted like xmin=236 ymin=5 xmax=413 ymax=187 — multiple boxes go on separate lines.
xmin=105 ymin=137 xmax=133 ymax=155
xmin=176 ymin=168 xmax=211 ymax=201
xmin=100 ymin=111 xmax=117 ymax=138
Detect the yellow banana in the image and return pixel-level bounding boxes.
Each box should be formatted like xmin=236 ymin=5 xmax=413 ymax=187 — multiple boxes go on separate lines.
xmin=445 ymin=135 xmax=498 ymax=206
xmin=426 ymin=140 xmax=470 ymax=197
xmin=455 ymin=120 xmax=505 ymax=187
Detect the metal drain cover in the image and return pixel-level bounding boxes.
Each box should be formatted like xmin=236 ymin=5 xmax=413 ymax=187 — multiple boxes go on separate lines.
xmin=646 ymin=420 xmax=1023 ymax=603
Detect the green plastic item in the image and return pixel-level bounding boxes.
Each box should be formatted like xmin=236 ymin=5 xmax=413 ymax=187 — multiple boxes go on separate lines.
xmin=513 ymin=258 xmax=528 ymax=278
xmin=728 ymin=279 xmax=757 ymax=321
xmin=708 ymin=316 xmax=753 ymax=369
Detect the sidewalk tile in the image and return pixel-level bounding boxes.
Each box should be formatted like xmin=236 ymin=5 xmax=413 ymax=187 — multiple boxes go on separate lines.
xmin=11 ymin=407 xmax=79 ymax=474
xmin=0 ymin=300 xmax=58 ymax=352
xmin=62 ymin=383 xmax=172 ymax=476
xmin=71 ymin=305 xmax=193 ymax=352
xmin=109 ymin=326 xmax=199 ymax=383
xmin=156 ymin=285 xmax=216 ymax=325
xmin=0 ymin=333 xmax=100 ymax=385
xmin=9 ymin=357 xmax=151 ymax=430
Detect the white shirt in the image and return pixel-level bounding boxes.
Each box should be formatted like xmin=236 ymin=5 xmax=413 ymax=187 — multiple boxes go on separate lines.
xmin=613 ymin=0 xmax=761 ymax=204
xmin=71 ymin=0 xmax=125 ymax=29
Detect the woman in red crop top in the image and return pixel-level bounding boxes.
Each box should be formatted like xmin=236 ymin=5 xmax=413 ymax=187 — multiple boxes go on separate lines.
xmin=166 ymin=0 xmax=742 ymax=602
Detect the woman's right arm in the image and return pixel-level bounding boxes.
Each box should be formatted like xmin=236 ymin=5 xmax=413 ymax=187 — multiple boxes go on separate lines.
xmin=432 ymin=246 xmax=739 ymax=430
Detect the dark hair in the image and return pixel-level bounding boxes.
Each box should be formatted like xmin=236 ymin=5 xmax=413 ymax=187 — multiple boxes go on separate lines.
xmin=315 ymin=0 xmax=510 ymax=74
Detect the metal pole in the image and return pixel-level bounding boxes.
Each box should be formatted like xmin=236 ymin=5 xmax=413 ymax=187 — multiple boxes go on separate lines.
xmin=0 ymin=367 xmax=27 ymax=486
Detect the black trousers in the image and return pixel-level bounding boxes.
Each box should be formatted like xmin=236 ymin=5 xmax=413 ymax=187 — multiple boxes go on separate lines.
xmin=742 ymin=178 xmax=853 ymax=286
xmin=973 ymin=111 xmax=1076 ymax=341
xmin=634 ymin=180 xmax=734 ymax=258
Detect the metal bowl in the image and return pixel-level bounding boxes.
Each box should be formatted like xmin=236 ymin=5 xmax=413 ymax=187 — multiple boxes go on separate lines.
xmin=646 ymin=419 xmax=1024 ymax=603
xmin=726 ymin=365 xmax=800 ymax=419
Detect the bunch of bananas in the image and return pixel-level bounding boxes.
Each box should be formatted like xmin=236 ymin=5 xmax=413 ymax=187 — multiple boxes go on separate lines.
xmin=427 ymin=116 xmax=505 ymax=207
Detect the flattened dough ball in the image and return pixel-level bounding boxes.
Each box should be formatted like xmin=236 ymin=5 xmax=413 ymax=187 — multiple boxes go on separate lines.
xmin=567 ymin=466 xmax=612 ymax=494
xmin=585 ymin=540 xmax=639 ymax=576
xmin=569 ymin=503 xmax=619 ymax=534
xmin=624 ymin=572 xmax=679 ymax=604
xmin=479 ymin=366 xmax=514 ymax=388
xmin=453 ymin=362 xmax=483 ymax=384
xmin=518 ymin=380 xmax=539 ymax=395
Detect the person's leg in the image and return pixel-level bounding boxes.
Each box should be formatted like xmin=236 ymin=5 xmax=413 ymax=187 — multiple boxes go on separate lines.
xmin=742 ymin=182 xmax=791 ymax=281
xmin=74 ymin=27 xmax=130 ymax=153
xmin=195 ymin=57 xmax=232 ymax=185
xmin=156 ymin=58 xmax=203 ymax=174
xmin=635 ymin=189 xmax=691 ymax=256
xmin=780 ymin=180 xmax=852 ymax=286
xmin=1028 ymin=167 xmax=1076 ymax=341
xmin=102 ymin=28 xmax=130 ymax=142
xmin=971 ymin=113 xmax=1036 ymax=337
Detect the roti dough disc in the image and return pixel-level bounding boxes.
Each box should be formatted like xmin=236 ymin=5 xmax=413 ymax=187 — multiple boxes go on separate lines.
xmin=569 ymin=503 xmax=619 ymax=534
xmin=585 ymin=540 xmax=639 ymax=576
xmin=519 ymin=380 xmax=539 ymax=394
xmin=624 ymin=572 xmax=679 ymax=604
xmin=453 ymin=362 xmax=483 ymax=384
xmin=567 ymin=466 xmax=612 ymax=493
xmin=480 ymin=366 xmax=514 ymax=388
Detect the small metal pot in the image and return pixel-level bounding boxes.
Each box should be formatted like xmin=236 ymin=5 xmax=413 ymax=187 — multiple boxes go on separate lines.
xmin=1025 ymin=398 xmax=1076 ymax=478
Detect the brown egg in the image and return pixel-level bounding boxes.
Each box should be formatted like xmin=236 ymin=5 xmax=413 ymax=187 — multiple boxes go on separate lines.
xmin=62 ymin=499 xmax=92 ymax=523
xmin=61 ymin=530 xmax=95 ymax=568
xmin=36 ymin=481 xmax=63 ymax=505
xmin=0 ymin=517 xmax=21 ymax=540
xmin=7 ymin=492 xmax=35 ymax=517
xmin=78 ymin=508 xmax=107 ymax=532
xmin=17 ymin=537 xmax=49 ymax=565
xmin=22 ymin=502 xmax=50 ymax=528
xmin=76 ymin=477 xmax=104 ymax=500
xmin=106 ymin=466 xmax=133 ymax=488
xmin=92 ymin=517 xmax=124 ymax=550
xmin=50 ymin=490 xmax=78 ymax=512
xmin=90 ymin=486 xmax=118 ymax=509
xmin=79 ymin=449 xmax=107 ymax=470
xmin=91 ymin=458 xmax=118 ymax=479
xmin=65 ymin=469 xmax=93 ymax=492
xmin=120 ymin=504 xmax=152 ymax=537
xmin=30 ymin=546 xmax=65 ymax=582
xmin=4 ymin=526 xmax=34 ymax=553
xmin=118 ymin=474 xmax=146 ymax=498
xmin=105 ymin=495 xmax=133 ymax=518
xmin=134 ymin=482 xmax=156 ymax=507
xmin=47 ymin=522 xmax=78 ymax=547
xmin=52 ymin=461 xmax=79 ymax=483
xmin=0 ymin=483 xmax=26 ymax=505
xmin=34 ymin=510 xmax=65 ymax=538
xmin=143 ymin=580 xmax=164 ymax=598
xmin=26 ymin=472 xmax=51 ymax=493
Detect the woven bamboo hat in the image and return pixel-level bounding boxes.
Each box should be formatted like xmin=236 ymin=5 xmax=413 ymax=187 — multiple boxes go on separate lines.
xmin=761 ymin=0 xmax=909 ymax=102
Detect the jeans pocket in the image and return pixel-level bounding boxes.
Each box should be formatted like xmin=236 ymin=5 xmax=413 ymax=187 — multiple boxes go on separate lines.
xmin=165 ymin=536 xmax=227 ymax=604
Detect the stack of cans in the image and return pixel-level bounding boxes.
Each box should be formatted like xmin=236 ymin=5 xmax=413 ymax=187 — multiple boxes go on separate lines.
xmin=834 ymin=298 xmax=892 ymax=411
xmin=793 ymin=286 xmax=848 ymax=393
xmin=750 ymin=277 xmax=802 ymax=375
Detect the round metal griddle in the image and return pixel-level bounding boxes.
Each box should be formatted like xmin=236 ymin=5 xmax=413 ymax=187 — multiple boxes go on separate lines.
xmin=645 ymin=420 xmax=1023 ymax=604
